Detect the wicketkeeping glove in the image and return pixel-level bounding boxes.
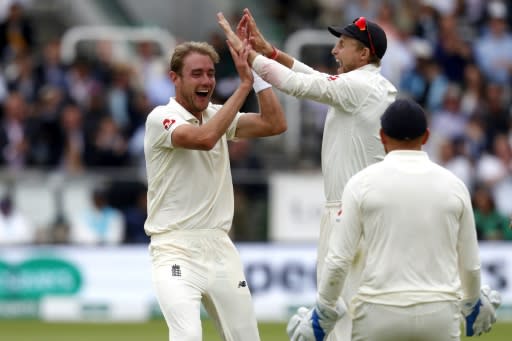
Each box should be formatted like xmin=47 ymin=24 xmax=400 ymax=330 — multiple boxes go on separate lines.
xmin=286 ymin=300 xmax=346 ymax=341
xmin=461 ymin=285 xmax=502 ymax=337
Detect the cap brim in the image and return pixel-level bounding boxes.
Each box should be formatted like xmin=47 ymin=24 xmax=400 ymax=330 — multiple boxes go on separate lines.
xmin=328 ymin=26 xmax=357 ymax=40
xmin=328 ymin=26 xmax=343 ymax=37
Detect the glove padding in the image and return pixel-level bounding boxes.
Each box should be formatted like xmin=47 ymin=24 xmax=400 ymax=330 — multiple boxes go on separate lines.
xmin=286 ymin=300 xmax=346 ymax=341
xmin=462 ymin=285 xmax=502 ymax=336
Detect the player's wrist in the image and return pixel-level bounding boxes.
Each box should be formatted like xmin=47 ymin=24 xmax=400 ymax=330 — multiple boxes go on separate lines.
xmin=266 ymin=45 xmax=279 ymax=60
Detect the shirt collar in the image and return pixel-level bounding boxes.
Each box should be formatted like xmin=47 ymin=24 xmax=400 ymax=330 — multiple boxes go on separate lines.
xmin=168 ymin=97 xmax=204 ymax=123
xmin=384 ymin=150 xmax=430 ymax=161
xmin=358 ymin=63 xmax=381 ymax=73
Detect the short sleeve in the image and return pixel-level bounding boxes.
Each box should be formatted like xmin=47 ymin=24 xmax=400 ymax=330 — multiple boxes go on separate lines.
xmin=226 ymin=112 xmax=245 ymax=140
xmin=146 ymin=111 xmax=188 ymax=149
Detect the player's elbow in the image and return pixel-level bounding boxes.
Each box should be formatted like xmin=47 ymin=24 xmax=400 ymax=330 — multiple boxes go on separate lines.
xmin=271 ymin=117 xmax=287 ymax=135
xmin=196 ymin=136 xmax=218 ymax=150
xmin=174 ymin=131 xmax=219 ymax=150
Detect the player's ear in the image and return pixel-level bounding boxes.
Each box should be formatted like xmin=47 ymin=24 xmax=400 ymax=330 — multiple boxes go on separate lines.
xmin=169 ymin=71 xmax=179 ymax=84
xmin=421 ymin=128 xmax=430 ymax=145
xmin=379 ymin=128 xmax=387 ymax=145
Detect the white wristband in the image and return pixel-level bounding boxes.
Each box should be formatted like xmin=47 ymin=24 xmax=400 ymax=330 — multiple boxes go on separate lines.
xmin=252 ymin=70 xmax=272 ymax=94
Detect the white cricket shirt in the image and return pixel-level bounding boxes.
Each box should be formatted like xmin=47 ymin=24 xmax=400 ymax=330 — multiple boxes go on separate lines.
xmin=143 ymin=98 xmax=243 ymax=236
xmin=318 ymin=151 xmax=481 ymax=307
xmin=252 ymin=56 xmax=397 ymax=202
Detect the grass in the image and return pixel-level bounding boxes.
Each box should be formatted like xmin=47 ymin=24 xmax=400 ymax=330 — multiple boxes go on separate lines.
xmin=1 ymin=319 xmax=510 ymax=340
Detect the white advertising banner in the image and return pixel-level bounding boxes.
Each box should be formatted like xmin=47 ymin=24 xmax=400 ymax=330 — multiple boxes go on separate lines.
xmin=269 ymin=172 xmax=324 ymax=242
xmin=0 ymin=242 xmax=511 ymax=322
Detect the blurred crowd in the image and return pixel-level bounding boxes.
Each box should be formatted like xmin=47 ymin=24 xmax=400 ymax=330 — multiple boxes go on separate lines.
xmin=0 ymin=0 xmax=511 ymax=245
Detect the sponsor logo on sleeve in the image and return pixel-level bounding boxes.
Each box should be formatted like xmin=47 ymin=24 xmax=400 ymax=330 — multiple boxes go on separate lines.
xmin=163 ymin=119 xmax=176 ymax=130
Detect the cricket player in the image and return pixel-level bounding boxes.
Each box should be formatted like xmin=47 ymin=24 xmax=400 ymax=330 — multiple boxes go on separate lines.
xmin=144 ymin=41 xmax=286 ymax=341
xmin=218 ymin=9 xmax=397 ymax=340
xmin=287 ymin=98 xmax=502 ymax=341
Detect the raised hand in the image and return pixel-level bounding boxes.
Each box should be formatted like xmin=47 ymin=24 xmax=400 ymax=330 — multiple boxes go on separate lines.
xmin=243 ymin=8 xmax=274 ymax=57
xmin=217 ymin=12 xmax=244 ymax=54
xmin=226 ymin=39 xmax=253 ymax=87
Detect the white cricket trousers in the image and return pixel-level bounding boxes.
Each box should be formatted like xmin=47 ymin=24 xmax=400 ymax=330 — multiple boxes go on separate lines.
xmin=317 ymin=202 xmax=366 ymax=341
xmin=150 ymin=229 xmax=260 ymax=341
xmin=351 ymin=300 xmax=461 ymax=341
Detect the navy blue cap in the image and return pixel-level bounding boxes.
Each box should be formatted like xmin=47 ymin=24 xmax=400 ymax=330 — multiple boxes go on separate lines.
xmin=328 ymin=17 xmax=387 ymax=59
xmin=380 ymin=99 xmax=427 ymax=140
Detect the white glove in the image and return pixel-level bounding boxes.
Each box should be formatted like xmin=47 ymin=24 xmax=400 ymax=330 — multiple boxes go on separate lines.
xmin=286 ymin=300 xmax=346 ymax=341
xmin=461 ymin=285 xmax=502 ymax=336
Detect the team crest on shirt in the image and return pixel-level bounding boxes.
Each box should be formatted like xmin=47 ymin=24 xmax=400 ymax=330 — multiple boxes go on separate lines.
xmin=163 ymin=118 xmax=176 ymax=130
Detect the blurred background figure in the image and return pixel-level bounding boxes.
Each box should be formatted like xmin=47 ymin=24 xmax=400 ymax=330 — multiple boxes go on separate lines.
xmin=0 ymin=194 xmax=35 ymax=244
xmin=0 ymin=91 xmax=31 ymax=170
xmin=68 ymin=187 xmax=125 ymax=245
xmin=122 ymin=186 xmax=148 ymax=244
xmin=473 ymin=1 xmax=512 ymax=85
xmin=131 ymin=39 xmax=174 ymax=106
xmin=472 ymin=183 xmax=510 ymax=240
xmin=0 ymin=1 xmax=34 ymax=64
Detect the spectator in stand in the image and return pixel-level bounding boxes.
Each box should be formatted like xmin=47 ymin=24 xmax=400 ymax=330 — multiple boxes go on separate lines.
xmin=26 ymin=85 xmax=65 ymax=167
xmin=0 ymin=1 xmax=34 ymax=63
xmin=437 ymin=137 xmax=475 ymax=189
xmin=476 ymin=134 xmax=512 ymax=219
xmin=0 ymin=194 xmax=35 ymax=245
xmin=5 ymin=52 xmax=38 ymax=102
xmin=413 ymin=0 xmax=440 ymax=46
xmin=131 ymin=40 xmax=174 ymax=106
xmin=343 ymin=0 xmax=378 ymax=25
xmin=473 ymin=1 xmax=512 ymax=85
xmin=84 ymin=115 xmax=129 ymax=167
xmin=127 ymin=91 xmax=153 ymax=177
xmin=399 ymin=40 xmax=449 ymax=112
xmin=464 ymin=114 xmax=487 ymax=162
xmin=476 ymin=82 xmax=511 ymax=151
xmin=433 ymin=13 xmax=473 ymax=83
xmin=0 ymin=91 xmax=31 ymax=170
xmin=34 ymin=39 xmax=69 ymax=93
xmin=488 ymin=134 xmax=512 ymax=218
xmin=374 ymin=1 xmax=415 ymax=88
xmin=472 ymin=183 xmax=509 ymax=240
xmin=66 ymin=57 xmax=103 ymax=110
xmin=58 ymin=103 xmax=86 ymax=174
xmin=123 ymin=187 xmax=148 ymax=244
xmin=430 ymin=84 xmax=468 ymax=143
xmin=91 ymin=39 xmax=115 ymax=86
xmin=69 ymin=187 xmax=125 ymax=245
xmin=460 ymin=63 xmax=486 ymax=117
xmin=106 ymin=62 xmax=138 ymax=137
xmin=228 ymin=138 xmax=267 ymax=241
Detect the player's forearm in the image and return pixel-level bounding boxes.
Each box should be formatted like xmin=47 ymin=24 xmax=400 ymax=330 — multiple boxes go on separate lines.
xmin=254 ymin=89 xmax=287 ymax=136
xmin=199 ymin=83 xmax=252 ymax=148
xmin=270 ymin=46 xmax=294 ymax=69
xmin=317 ymin=262 xmax=348 ymax=308
xmin=251 ymin=54 xmax=294 ymax=89
xmin=460 ymin=268 xmax=481 ymax=301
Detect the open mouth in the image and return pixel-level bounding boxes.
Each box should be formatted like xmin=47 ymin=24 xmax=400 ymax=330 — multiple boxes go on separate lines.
xmin=196 ymin=90 xmax=209 ymax=98
xmin=335 ymin=59 xmax=343 ymax=73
